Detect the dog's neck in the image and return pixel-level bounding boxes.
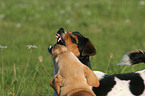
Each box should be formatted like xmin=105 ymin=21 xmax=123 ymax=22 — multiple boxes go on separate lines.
xmin=78 ymin=56 xmax=92 ymax=69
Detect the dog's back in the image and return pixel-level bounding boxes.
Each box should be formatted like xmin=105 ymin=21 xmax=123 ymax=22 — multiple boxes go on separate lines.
xmin=59 ymin=51 xmax=97 ymax=96
xmin=69 ymin=90 xmax=94 ymax=96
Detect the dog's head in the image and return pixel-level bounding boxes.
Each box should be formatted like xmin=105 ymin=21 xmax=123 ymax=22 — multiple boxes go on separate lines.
xmin=48 ymin=44 xmax=68 ymax=62
xmin=56 ymin=28 xmax=96 ymax=57
xmin=54 ymin=28 xmax=96 ymax=69
xmin=48 ymin=44 xmax=68 ymax=74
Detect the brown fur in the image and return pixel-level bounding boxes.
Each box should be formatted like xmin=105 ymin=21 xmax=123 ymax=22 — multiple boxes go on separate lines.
xmin=70 ymin=90 xmax=94 ymax=96
xmin=64 ymin=32 xmax=80 ymax=56
xmin=50 ymin=45 xmax=99 ymax=96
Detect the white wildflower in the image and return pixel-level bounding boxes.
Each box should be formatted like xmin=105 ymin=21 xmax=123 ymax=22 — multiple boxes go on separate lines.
xmin=27 ymin=45 xmax=37 ymax=49
xmin=0 ymin=45 xmax=7 ymax=49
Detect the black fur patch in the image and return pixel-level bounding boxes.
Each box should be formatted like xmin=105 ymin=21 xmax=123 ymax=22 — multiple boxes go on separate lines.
xmin=93 ymin=74 xmax=116 ymax=96
xmin=116 ymin=73 xmax=144 ymax=95
xmin=93 ymin=73 xmax=144 ymax=96
xmin=129 ymin=50 xmax=145 ymax=64
xmin=72 ymin=32 xmax=92 ymax=69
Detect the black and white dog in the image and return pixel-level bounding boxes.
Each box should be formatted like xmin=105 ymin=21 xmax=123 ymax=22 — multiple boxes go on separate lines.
xmin=94 ymin=50 xmax=145 ymax=96
xmin=49 ymin=28 xmax=145 ymax=96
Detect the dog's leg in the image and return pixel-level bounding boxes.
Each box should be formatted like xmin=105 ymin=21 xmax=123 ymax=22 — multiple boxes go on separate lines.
xmin=53 ymin=70 xmax=58 ymax=96
xmin=50 ymin=72 xmax=63 ymax=95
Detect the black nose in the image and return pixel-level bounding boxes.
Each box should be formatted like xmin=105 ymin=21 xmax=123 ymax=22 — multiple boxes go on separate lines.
xmin=57 ymin=28 xmax=65 ymax=34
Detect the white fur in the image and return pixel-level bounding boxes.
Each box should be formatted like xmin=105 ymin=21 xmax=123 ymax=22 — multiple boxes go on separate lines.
xmin=136 ymin=69 xmax=145 ymax=84
xmin=107 ymin=77 xmax=133 ymax=96
xmin=117 ymin=55 xmax=131 ymax=65
xmin=93 ymin=70 xmax=145 ymax=96
xmin=93 ymin=71 xmax=107 ymax=80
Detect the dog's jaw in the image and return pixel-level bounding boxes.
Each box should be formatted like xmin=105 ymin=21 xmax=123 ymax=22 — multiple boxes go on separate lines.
xmin=48 ymin=45 xmax=52 ymax=54
xmin=55 ymin=28 xmax=67 ymax=45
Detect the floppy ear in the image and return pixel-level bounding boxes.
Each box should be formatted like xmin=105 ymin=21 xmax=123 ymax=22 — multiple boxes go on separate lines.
xmin=50 ymin=73 xmax=63 ymax=95
xmin=82 ymin=39 xmax=96 ymax=56
xmin=83 ymin=65 xmax=99 ymax=87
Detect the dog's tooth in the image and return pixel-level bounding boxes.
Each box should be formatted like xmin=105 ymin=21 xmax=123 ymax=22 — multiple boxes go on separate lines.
xmin=57 ymin=33 xmax=60 ymax=37
xmin=58 ymin=38 xmax=61 ymax=42
xmin=55 ymin=34 xmax=58 ymax=38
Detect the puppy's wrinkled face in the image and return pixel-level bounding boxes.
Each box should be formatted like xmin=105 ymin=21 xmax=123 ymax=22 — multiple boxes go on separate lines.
xmin=52 ymin=45 xmax=68 ymax=57
xmin=48 ymin=44 xmax=68 ymax=62
xmin=55 ymin=28 xmax=96 ymax=57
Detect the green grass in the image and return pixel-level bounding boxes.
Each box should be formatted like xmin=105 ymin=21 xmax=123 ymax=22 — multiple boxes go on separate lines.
xmin=0 ymin=0 xmax=145 ymax=95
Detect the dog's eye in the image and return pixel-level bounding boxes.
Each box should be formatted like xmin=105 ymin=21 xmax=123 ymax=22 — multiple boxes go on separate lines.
xmin=70 ymin=36 xmax=77 ymax=44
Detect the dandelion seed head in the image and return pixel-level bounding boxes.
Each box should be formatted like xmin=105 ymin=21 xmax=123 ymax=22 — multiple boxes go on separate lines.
xmin=110 ymin=53 xmax=113 ymax=58
xmin=38 ymin=56 xmax=43 ymax=63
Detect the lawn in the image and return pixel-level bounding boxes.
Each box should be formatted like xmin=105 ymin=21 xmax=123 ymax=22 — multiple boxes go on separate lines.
xmin=0 ymin=0 xmax=145 ymax=95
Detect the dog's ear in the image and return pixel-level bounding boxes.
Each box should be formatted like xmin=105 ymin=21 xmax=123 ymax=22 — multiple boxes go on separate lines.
xmin=82 ymin=39 xmax=96 ymax=56
xmin=50 ymin=73 xmax=63 ymax=95
xmin=83 ymin=65 xmax=99 ymax=87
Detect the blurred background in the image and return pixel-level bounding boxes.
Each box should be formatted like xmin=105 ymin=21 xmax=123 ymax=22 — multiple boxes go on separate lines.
xmin=0 ymin=0 xmax=145 ymax=95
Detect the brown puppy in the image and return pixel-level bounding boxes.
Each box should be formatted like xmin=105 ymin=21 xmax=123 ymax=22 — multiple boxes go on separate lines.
xmin=49 ymin=44 xmax=99 ymax=96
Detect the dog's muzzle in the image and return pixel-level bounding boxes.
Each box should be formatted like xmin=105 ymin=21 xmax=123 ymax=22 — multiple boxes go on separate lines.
xmin=55 ymin=28 xmax=66 ymax=45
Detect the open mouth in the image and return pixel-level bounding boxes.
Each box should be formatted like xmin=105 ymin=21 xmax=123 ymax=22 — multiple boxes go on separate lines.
xmin=55 ymin=33 xmax=62 ymax=42
xmin=55 ymin=33 xmax=64 ymax=45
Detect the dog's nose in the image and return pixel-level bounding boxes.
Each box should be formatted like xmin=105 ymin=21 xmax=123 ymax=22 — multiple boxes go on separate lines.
xmin=57 ymin=28 xmax=65 ymax=34
xmin=59 ymin=28 xmax=65 ymax=32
